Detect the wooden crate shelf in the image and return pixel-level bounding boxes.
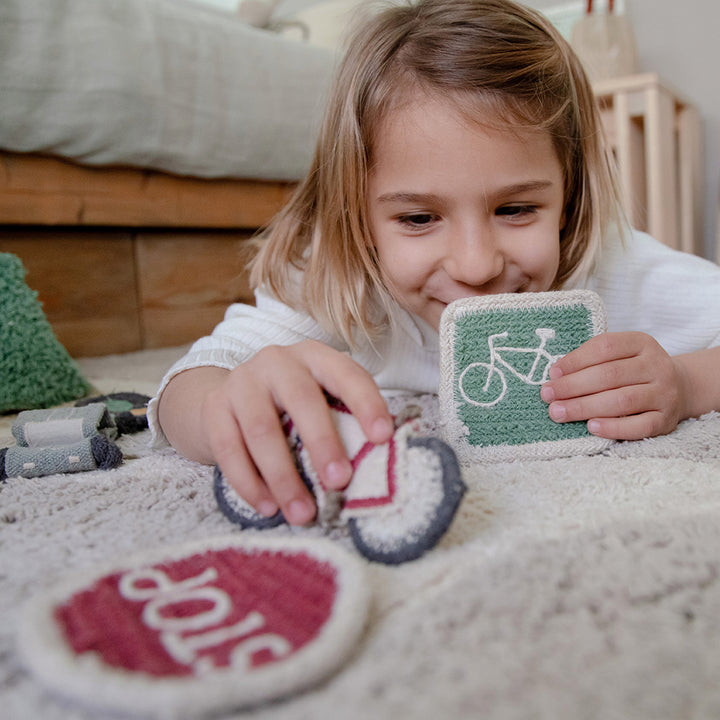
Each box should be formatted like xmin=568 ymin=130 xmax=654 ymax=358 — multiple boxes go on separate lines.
xmin=594 ymin=73 xmax=703 ymax=255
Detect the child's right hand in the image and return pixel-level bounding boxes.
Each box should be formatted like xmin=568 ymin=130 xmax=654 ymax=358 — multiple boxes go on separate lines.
xmin=199 ymin=340 xmax=394 ymax=525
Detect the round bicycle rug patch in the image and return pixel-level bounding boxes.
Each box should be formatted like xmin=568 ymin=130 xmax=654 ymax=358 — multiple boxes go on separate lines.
xmin=18 ymin=535 xmax=369 ymax=717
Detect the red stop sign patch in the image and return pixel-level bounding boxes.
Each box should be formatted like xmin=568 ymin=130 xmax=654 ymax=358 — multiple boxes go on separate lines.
xmin=19 ymin=536 xmax=369 ymax=717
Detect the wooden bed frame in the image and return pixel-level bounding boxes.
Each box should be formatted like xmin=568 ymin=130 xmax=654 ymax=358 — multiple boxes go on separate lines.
xmin=0 ymin=151 xmax=296 ymax=357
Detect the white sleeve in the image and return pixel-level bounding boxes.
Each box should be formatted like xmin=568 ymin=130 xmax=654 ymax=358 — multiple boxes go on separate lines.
xmin=587 ymin=230 xmax=720 ymax=355
xmin=147 ymin=290 xmax=344 ymax=447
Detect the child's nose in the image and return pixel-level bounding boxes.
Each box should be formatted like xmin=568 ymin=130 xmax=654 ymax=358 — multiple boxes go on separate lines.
xmin=444 ymin=230 xmax=504 ymax=288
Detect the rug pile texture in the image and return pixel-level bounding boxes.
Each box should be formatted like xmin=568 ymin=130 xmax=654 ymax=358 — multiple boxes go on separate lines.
xmin=2 ymin=346 xmax=720 ymax=719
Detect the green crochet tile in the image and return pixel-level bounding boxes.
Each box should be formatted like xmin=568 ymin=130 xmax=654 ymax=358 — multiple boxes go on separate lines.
xmin=0 ymin=253 xmax=91 ymax=413
xmin=439 ymin=290 xmax=614 ymax=462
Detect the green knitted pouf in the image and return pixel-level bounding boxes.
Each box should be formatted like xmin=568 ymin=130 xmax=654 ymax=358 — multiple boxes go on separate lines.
xmin=439 ymin=290 xmax=614 ymax=463
xmin=0 ymin=253 xmax=90 ymax=413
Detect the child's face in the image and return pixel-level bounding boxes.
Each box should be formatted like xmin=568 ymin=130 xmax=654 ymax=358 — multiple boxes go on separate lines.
xmin=367 ymin=94 xmax=564 ymax=331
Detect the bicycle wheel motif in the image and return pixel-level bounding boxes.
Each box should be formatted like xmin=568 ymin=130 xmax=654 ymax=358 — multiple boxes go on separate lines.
xmin=458 ymin=362 xmax=507 ymax=407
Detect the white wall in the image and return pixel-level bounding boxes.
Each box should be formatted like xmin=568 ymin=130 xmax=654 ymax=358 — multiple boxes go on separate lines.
xmin=526 ymin=0 xmax=720 ymax=259
xmin=183 ymin=0 xmax=240 ymax=9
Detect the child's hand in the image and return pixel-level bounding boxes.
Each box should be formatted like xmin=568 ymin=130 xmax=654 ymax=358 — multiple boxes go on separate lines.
xmin=201 ymin=340 xmax=394 ymax=526
xmin=540 ymin=331 xmax=686 ymax=440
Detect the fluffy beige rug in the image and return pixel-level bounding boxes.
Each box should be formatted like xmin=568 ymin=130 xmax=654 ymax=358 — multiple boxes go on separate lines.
xmin=3 ymin=345 xmax=720 ymax=719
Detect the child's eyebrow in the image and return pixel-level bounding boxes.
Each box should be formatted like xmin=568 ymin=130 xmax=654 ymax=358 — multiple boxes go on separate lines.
xmin=492 ymin=180 xmax=556 ymax=196
xmin=375 ymin=181 xmax=556 ymax=205
xmin=375 ymin=192 xmax=444 ymax=205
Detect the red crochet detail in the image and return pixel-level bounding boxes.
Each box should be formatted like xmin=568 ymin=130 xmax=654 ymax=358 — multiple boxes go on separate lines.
xmin=344 ymin=436 xmax=397 ymax=510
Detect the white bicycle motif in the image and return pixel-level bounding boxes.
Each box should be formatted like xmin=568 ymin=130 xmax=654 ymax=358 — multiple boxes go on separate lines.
xmin=458 ymin=328 xmax=562 ymax=407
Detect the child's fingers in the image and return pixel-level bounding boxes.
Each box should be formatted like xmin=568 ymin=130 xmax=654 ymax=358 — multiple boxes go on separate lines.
xmin=211 ymin=424 xmax=280 ymax=518
xmin=585 ymin=410 xmax=669 ymax=441
xmin=225 ymin=341 xmax=381 ymax=510
xmin=304 ymin=343 xmax=394 ymax=445
xmin=548 ymin=332 xmax=644 ymax=379
xmin=273 ymin=341 xmax=393 ymax=487
xmin=546 ymin=383 xmax=655 ymax=425
xmin=235 ymin=402 xmax=318 ymax=525
xmin=206 ymin=340 xmax=392 ymax=524
xmin=538 ymin=331 xmax=684 ymax=441
xmin=546 ymin=381 xmax=680 ymax=440
xmin=257 ymin=344 xmax=356 ymax=492
xmin=205 ymin=387 xmax=316 ymax=525
xmin=542 ymin=356 xmax=649 ymax=403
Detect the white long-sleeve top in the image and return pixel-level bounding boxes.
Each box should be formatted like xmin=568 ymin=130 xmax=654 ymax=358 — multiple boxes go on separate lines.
xmin=148 ymin=229 xmax=720 ymax=446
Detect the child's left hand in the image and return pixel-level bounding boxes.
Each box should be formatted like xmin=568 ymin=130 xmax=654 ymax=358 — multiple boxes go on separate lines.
xmin=540 ymin=331 xmax=686 ymax=440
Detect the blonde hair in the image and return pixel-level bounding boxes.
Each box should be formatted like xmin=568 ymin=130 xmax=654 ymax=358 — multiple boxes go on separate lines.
xmin=251 ymin=0 xmax=625 ymax=347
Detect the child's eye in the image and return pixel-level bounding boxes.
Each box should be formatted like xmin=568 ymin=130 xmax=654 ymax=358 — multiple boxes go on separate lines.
xmin=496 ymin=205 xmax=538 ymax=221
xmin=397 ymin=213 xmax=438 ymax=229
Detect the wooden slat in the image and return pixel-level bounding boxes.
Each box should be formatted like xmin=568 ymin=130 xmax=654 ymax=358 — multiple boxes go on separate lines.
xmin=51 ymin=316 xmax=145 ymax=359
xmin=717 ymin=190 xmax=720 ymax=264
xmin=0 ymin=152 xmax=296 ymax=228
xmin=609 ymin=91 xmax=647 ymax=230
xmin=0 ymin=230 xmax=143 ymax=357
xmin=645 ymin=84 xmax=677 ymax=250
xmin=677 ymin=104 xmax=703 ymax=255
xmin=135 ymin=231 xmax=256 ymax=348
xmin=141 ymin=306 xmax=231 ymax=350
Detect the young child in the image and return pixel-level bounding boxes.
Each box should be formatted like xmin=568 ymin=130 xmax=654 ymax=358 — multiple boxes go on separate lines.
xmin=150 ymin=0 xmax=720 ymax=527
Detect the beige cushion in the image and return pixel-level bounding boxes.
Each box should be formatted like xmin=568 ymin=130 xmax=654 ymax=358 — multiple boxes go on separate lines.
xmin=0 ymin=0 xmax=335 ymax=180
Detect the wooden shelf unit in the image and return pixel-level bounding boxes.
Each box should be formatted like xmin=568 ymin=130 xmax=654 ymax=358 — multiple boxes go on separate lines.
xmin=593 ymin=73 xmax=703 ymax=255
